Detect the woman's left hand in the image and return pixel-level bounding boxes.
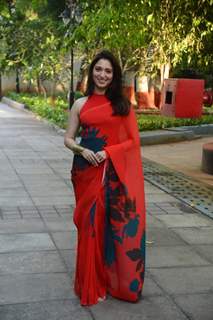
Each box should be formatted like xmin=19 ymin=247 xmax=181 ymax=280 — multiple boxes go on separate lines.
xmin=96 ymin=151 xmax=107 ymax=163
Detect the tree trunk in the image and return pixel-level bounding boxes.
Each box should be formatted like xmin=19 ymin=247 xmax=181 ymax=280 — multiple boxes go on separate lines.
xmin=135 ymin=75 xmax=157 ymax=109
xmin=122 ymin=71 xmax=136 ymax=105
xmin=159 ymin=62 xmax=171 ymax=109
xmin=164 ymin=62 xmax=170 ymax=80
xmin=75 ymin=56 xmax=88 ymax=94
xmin=36 ymin=76 xmax=42 ymax=94
xmin=16 ymin=69 xmax=20 ymax=93
xmin=50 ymin=80 xmax=57 ymax=106
xmin=160 ymin=62 xmax=170 ymax=89
xmin=76 ymin=68 xmax=88 ymax=93
xmin=26 ymin=79 xmax=32 ymax=93
xmin=0 ymin=73 xmax=2 ymax=99
xmin=58 ymin=79 xmax=67 ymax=93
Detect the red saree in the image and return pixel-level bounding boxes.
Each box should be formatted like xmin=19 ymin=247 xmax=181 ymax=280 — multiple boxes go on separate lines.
xmin=71 ymin=94 xmax=146 ymax=306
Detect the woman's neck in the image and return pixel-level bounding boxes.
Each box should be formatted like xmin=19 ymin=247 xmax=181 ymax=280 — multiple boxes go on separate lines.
xmin=93 ymin=88 xmax=106 ymax=95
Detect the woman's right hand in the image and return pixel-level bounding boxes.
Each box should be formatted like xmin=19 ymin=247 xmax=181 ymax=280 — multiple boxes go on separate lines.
xmin=81 ymin=148 xmax=99 ymax=167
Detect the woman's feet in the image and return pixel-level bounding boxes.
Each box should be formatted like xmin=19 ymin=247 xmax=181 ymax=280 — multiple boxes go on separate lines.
xmin=97 ymin=296 xmax=106 ymax=302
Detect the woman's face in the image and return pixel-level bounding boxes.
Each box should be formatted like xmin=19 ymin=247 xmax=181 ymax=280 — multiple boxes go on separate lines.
xmin=92 ymin=58 xmax=113 ymax=92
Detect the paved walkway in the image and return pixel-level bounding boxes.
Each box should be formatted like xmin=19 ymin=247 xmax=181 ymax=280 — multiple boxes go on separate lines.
xmin=143 ymin=136 xmax=213 ymax=187
xmin=0 ymin=102 xmax=213 ymax=320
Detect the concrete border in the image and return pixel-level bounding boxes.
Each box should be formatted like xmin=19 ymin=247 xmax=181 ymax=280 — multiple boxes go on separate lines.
xmin=166 ymin=124 xmax=213 ymax=135
xmin=1 ymin=96 xmax=25 ymax=110
xmin=140 ymin=129 xmax=199 ymax=146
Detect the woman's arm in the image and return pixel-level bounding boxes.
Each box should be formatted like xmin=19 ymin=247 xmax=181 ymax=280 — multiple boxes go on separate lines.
xmin=64 ymin=98 xmax=100 ymax=166
xmin=64 ymin=98 xmax=84 ymax=153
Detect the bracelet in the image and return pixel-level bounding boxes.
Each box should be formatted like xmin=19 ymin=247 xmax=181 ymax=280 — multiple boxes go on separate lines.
xmin=72 ymin=144 xmax=85 ymax=154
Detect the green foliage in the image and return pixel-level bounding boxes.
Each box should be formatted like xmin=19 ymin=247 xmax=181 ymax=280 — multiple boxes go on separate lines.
xmin=73 ymin=0 xmax=153 ymax=71
xmin=74 ymin=91 xmax=84 ymax=99
xmin=1 ymin=0 xmax=212 ymax=95
xmin=73 ymin=0 xmax=213 ymax=76
xmin=137 ymin=114 xmax=213 ymax=131
xmin=151 ymin=0 xmax=213 ymax=70
xmin=0 ymin=0 xmax=68 ymax=95
xmin=7 ymin=92 xmax=213 ymax=131
xmin=7 ymin=92 xmax=68 ymax=128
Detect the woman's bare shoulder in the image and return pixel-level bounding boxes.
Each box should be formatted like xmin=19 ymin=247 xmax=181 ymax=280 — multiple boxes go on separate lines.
xmin=73 ymin=96 xmax=88 ymax=113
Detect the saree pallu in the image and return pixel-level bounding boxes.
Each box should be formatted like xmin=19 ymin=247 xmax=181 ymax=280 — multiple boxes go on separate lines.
xmin=71 ymin=94 xmax=146 ymax=306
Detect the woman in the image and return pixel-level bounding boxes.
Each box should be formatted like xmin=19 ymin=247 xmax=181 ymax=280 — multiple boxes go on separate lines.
xmin=64 ymin=50 xmax=146 ymax=306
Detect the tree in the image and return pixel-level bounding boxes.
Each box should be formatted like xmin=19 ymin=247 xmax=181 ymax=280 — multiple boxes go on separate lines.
xmin=1 ymin=0 xmax=212 ymax=102
xmin=71 ymin=0 xmax=212 ymax=84
xmin=149 ymin=0 xmax=213 ymax=86
xmin=0 ymin=0 xmax=68 ymax=100
xmin=72 ymin=0 xmax=153 ymax=72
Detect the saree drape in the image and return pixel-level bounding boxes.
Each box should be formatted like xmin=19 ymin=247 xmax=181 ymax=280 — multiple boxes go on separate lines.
xmin=71 ymin=94 xmax=146 ymax=306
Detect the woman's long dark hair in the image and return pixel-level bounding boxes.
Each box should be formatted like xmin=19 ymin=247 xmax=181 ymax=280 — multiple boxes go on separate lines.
xmin=85 ymin=50 xmax=131 ymax=116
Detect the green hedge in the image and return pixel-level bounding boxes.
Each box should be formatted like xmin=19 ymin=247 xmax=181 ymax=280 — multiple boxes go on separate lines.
xmin=137 ymin=113 xmax=213 ymax=131
xmin=7 ymin=92 xmax=68 ymax=129
xmin=6 ymin=92 xmax=213 ymax=131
